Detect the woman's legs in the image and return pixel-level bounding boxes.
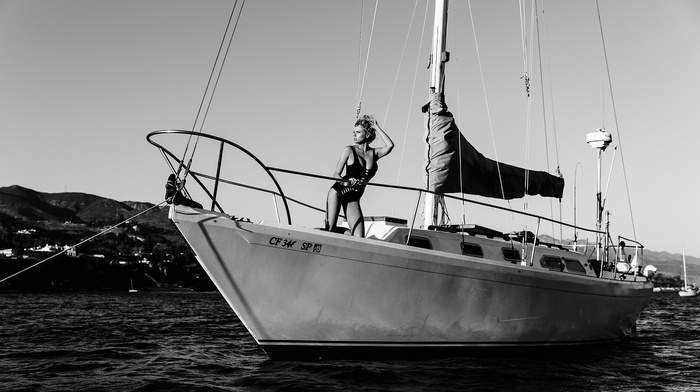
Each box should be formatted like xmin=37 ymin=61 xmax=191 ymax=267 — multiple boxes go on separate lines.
xmin=326 ymin=188 xmax=365 ymax=237
xmin=345 ymin=201 xmax=365 ymax=237
xmin=325 ymin=188 xmax=341 ymax=230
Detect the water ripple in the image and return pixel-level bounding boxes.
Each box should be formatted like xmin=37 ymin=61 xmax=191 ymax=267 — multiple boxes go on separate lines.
xmin=1 ymin=292 xmax=698 ymax=391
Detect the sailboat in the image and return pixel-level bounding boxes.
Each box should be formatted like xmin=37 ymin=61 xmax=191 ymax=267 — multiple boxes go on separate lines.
xmin=128 ymin=278 xmax=138 ymax=293
xmin=147 ymin=1 xmax=656 ymax=360
xmin=679 ymin=250 xmax=697 ymax=297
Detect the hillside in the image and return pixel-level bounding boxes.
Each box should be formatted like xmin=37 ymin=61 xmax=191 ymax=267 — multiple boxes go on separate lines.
xmin=643 ymin=250 xmax=700 ymax=285
xmin=0 ymin=185 xmax=172 ymax=233
xmin=0 ymin=185 xmax=212 ymax=291
xmin=0 ymin=184 xmax=183 ymax=262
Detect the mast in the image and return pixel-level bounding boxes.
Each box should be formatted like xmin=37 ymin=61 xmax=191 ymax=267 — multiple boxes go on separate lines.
xmin=682 ymin=249 xmax=688 ymax=291
xmin=424 ymin=0 xmax=449 ymax=229
xmin=430 ymin=0 xmax=448 ymax=92
xmin=586 ymin=128 xmax=612 ymax=264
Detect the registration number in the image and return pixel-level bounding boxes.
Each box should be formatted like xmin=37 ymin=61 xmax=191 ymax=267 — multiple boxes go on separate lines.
xmin=268 ymin=237 xmax=322 ymax=253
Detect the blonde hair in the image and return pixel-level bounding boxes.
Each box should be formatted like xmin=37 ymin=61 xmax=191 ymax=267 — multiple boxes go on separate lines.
xmin=355 ymin=114 xmax=376 ymax=143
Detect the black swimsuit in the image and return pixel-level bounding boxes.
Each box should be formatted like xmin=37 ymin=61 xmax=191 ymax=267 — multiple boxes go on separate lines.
xmin=332 ymin=147 xmax=377 ymax=203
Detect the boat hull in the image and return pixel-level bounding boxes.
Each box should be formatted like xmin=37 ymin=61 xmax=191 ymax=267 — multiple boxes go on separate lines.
xmin=171 ymin=205 xmax=653 ymax=360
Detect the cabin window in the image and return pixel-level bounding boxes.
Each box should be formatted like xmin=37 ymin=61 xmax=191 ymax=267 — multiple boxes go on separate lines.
xmin=563 ymin=258 xmax=587 ymax=274
xmin=461 ymin=242 xmax=484 ymax=258
xmin=541 ymin=256 xmax=564 ymax=271
xmin=502 ymin=248 xmax=520 ymax=263
xmin=405 ymin=236 xmax=432 ymax=249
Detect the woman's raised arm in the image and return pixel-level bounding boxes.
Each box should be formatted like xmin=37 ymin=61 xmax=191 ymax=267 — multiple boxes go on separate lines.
xmin=372 ymin=122 xmax=394 ymax=159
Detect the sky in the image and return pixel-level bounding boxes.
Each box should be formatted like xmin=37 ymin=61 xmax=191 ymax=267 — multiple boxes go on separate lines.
xmin=1 ymin=0 xmax=699 ymax=258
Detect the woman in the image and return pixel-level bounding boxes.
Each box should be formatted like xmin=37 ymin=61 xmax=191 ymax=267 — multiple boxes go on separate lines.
xmin=325 ymin=115 xmax=394 ymax=237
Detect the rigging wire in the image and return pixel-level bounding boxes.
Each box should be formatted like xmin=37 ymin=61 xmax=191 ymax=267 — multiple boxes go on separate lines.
xmin=188 ymin=0 xmax=247 ymax=163
xmin=467 ymin=0 xmax=515 ymax=240
xmin=527 ymin=0 xmax=537 ymax=174
xmin=573 ymin=162 xmax=583 ymax=246
xmin=520 ymin=0 xmax=565 ymax=245
xmin=0 ymin=201 xmax=167 ymax=284
xmin=520 ymin=0 xmax=536 ymax=199
xmin=539 ymin=0 xmax=561 ymax=172
xmin=455 ymin=53 xmax=466 ymax=242
xmin=179 ymin=0 xmax=244 ymax=174
xmin=190 ymin=1 xmax=246 ymax=153
xmin=356 ymin=0 xmax=365 ymax=116
xmin=519 ymin=0 xmax=531 ymax=98
xmin=595 ymin=0 xmax=637 ymax=240
xmin=391 ymin=0 xmax=429 ymax=216
xmin=382 ymin=0 xmax=421 ymax=130
xmin=359 ymin=0 xmax=421 ymax=217
xmin=520 ymin=0 xmax=538 ymax=260
xmin=356 ymin=0 xmax=380 ymax=119
xmin=536 ymin=0 xmax=564 ymax=242
xmin=466 ymin=1 xmax=508 ymax=203
xmin=532 ymin=0 xmax=560 ymax=241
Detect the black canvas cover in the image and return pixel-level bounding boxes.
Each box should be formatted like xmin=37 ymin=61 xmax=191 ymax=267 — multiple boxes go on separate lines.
xmin=423 ymin=93 xmax=564 ymax=199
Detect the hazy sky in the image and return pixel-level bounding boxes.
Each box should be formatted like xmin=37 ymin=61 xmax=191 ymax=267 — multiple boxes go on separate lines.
xmin=1 ymin=0 xmax=699 ymax=257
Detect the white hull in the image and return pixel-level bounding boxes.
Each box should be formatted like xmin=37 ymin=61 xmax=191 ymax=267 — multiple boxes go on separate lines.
xmin=680 ymin=251 xmax=696 ymax=297
xmin=170 ymin=205 xmax=653 ymax=359
xmin=679 ymin=289 xmax=698 ymax=297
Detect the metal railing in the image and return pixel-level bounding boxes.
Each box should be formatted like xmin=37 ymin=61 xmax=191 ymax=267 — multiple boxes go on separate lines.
xmin=147 ymin=130 xmax=642 ymax=268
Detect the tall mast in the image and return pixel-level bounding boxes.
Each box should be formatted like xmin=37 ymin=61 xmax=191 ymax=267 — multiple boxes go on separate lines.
xmin=683 ymin=249 xmax=688 ymax=290
xmin=424 ymin=0 xmax=449 ymax=229
xmin=430 ymin=0 xmax=449 ymax=92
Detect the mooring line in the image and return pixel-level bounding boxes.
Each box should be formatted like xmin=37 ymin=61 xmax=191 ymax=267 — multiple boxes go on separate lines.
xmin=0 ymin=201 xmax=168 ymax=284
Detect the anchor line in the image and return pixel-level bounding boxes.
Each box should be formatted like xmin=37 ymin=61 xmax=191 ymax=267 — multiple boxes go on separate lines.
xmin=0 ymin=201 xmax=167 ymax=284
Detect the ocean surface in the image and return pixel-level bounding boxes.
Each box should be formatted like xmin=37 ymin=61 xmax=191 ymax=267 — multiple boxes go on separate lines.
xmin=1 ymin=291 xmax=698 ymax=392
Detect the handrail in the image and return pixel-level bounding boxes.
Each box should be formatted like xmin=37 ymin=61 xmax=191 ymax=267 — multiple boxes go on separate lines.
xmin=186 ymin=168 xmax=325 ymax=214
xmin=148 ymin=130 xmax=611 ymax=242
xmin=147 ymin=129 xmax=292 ymax=225
xmin=618 ymin=236 xmax=644 ymax=249
xmin=269 ymin=166 xmax=604 ymax=236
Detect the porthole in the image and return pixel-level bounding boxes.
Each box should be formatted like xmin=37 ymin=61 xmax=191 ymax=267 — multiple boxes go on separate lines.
xmin=541 ymin=256 xmax=564 ymax=271
xmin=502 ymin=248 xmax=520 ymax=263
xmin=563 ymin=258 xmax=587 ymax=274
xmin=405 ymin=236 xmax=432 ymax=249
xmin=461 ymin=242 xmax=484 ymax=258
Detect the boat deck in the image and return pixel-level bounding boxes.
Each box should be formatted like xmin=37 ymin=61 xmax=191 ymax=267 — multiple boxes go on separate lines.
xmin=361 ymin=216 xmax=636 ymax=281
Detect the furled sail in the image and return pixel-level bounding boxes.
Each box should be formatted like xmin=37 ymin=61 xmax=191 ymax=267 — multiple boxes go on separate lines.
xmin=423 ymin=93 xmax=564 ymax=199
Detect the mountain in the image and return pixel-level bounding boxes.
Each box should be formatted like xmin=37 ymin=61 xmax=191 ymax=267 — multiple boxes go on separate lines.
xmin=643 ymin=250 xmax=700 ymax=285
xmin=0 ymin=185 xmax=218 ymax=291
xmin=0 ymin=185 xmax=171 ymax=232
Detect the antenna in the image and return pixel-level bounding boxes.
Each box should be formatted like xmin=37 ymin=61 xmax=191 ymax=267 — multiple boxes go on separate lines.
xmin=586 ymin=128 xmax=612 ymax=262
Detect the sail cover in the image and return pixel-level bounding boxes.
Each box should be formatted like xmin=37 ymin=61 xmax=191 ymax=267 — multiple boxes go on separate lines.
xmin=423 ymin=93 xmax=564 ymax=199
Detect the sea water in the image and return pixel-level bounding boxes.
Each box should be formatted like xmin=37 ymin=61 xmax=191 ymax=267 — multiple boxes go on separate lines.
xmin=1 ymin=291 xmax=698 ymax=392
